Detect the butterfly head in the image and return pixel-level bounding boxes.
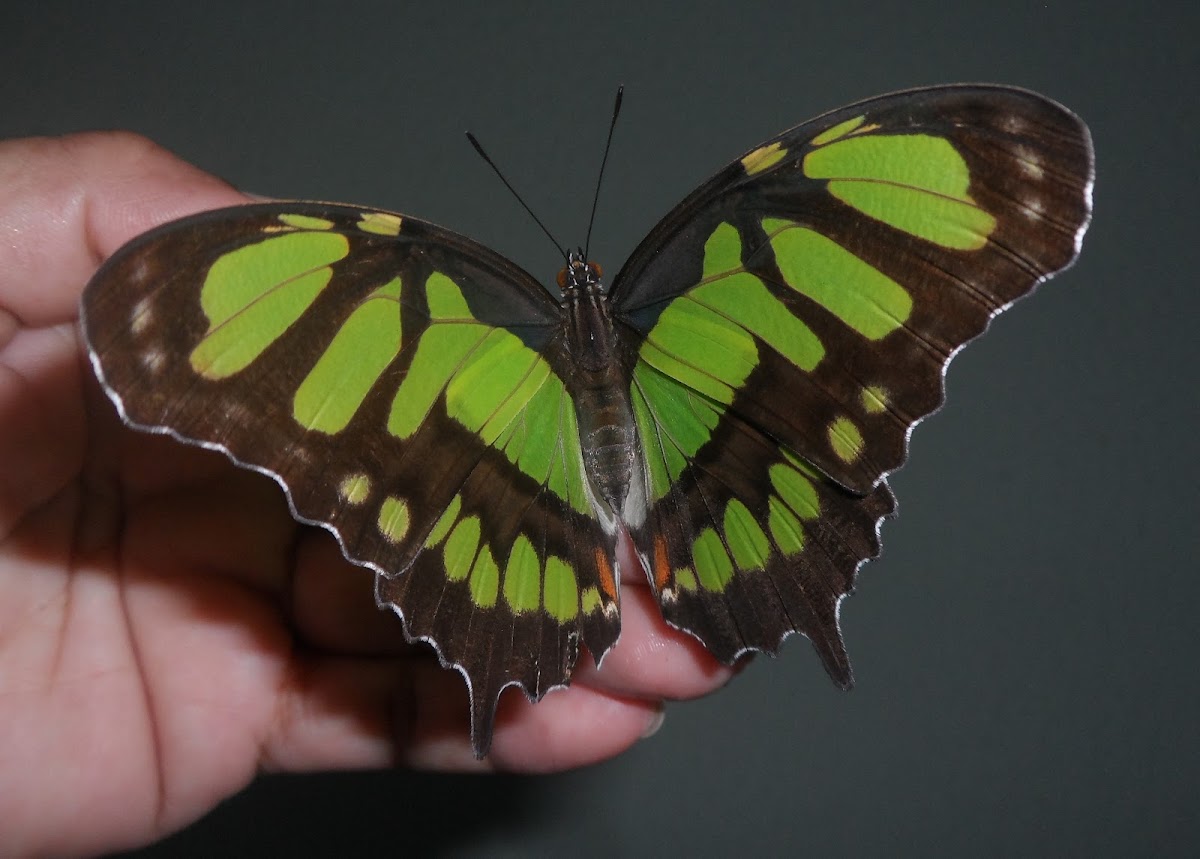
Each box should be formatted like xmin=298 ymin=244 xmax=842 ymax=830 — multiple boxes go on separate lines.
xmin=557 ymin=249 xmax=604 ymax=297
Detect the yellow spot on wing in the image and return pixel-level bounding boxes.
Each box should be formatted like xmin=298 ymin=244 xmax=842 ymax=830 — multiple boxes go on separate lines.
xmin=810 ymin=115 xmax=865 ymax=146
xmin=358 ymin=211 xmax=403 ymax=236
xmin=861 ymin=385 xmax=889 ymax=415
xmin=741 ymin=141 xmax=787 ymax=175
xmin=848 ymin=122 xmax=881 ymax=136
xmin=339 ymin=473 xmax=371 ymax=505
xmin=279 ymin=213 xmax=335 ymax=230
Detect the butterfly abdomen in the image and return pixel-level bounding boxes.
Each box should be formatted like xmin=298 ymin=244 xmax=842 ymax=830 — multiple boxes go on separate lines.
xmin=561 ymin=258 xmax=648 ymax=533
xmin=572 ymin=379 xmax=641 ymax=528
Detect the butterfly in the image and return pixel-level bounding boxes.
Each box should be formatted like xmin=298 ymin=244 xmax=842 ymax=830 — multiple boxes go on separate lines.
xmin=81 ymin=85 xmax=1094 ymax=757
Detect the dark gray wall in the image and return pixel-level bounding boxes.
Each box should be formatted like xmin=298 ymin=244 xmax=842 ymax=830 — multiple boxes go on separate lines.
xmin=5 ymin=1 xmax=1197 ymax=855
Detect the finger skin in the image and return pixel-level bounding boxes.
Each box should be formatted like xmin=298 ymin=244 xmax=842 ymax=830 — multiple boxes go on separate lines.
xmin=0 ymin=133 xmax=242 ymax=532
xmin=0 ymin=132 xmax=253 ymax=855
xmin=0 ymin=132 xmax=244 ymax=327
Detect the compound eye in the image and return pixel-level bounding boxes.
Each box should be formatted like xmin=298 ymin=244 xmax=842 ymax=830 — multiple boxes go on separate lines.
xmin=589 ymin=262 xmax=603 ymax=279
xmin=556 ymin=267 xmax=568 ymax=289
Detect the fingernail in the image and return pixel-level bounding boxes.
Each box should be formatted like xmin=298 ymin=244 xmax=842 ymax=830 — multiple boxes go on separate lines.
xmin=641 ymin=704 xmax=666 ymax=739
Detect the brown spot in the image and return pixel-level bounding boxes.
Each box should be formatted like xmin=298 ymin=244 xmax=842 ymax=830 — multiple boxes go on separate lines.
xmin=595 ymin=549 xmax=617 ymax=601
xmin=653 ymin=535 xmax=671 ymax=592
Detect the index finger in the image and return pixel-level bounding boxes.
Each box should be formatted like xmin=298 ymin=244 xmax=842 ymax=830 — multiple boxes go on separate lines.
xmin=0 ymin=132 xmax=246 ymax=329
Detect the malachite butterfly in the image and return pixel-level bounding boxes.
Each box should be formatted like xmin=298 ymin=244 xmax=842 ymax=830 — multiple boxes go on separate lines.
xmin=82 ymin=85 xmax=1094 ymax=757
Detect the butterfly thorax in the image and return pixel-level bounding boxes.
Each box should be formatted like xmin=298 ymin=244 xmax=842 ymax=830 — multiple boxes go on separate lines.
xmin=559 ymin=252 xmax=646 ymax=530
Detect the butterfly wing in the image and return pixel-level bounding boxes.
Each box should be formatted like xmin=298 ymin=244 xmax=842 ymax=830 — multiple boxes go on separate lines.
xmin=609 ymin=85 xmax=1094 ymax=677
xmin=82 ymin=203 xmax=620 ymax=757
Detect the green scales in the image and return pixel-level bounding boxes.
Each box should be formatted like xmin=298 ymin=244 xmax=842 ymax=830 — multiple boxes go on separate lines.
xmin=82 ymin=86 xmax=1095 ymax=756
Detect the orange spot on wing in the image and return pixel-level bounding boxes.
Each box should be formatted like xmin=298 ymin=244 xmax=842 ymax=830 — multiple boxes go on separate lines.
xmin=653 ymin=535 xmax=671 ymax=592
xmin=595 ymin=549 xmax=617 ymax=601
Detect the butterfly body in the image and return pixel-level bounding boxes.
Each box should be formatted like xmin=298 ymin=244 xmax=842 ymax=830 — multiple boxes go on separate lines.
xmin=557 ymin=253 xmax=646 ymax=537
xmin=82 ymin=85 xmax=1094 ymax=756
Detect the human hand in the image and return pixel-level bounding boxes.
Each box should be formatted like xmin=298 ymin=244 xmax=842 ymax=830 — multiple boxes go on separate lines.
xmin=0 ymin=133 xmax=732 ymax=856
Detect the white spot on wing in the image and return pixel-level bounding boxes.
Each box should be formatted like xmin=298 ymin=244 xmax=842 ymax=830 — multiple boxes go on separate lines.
xmin=222 ymin=404 xmax=252 ymax=427
xmin=1015 ymin=145 xmax=1045 ymax=180
xmin=130 ymin=258 xmax=151 ymax=283
xmin=130 ymin=297 xmax=153 ymax=336
xmin=621 ymin=471 xmax=648 ymax=530
xmin=1001 ymin=116 xmax=1025 ymax=135
xmin=140 ymin=349 xmax=165 ymax=373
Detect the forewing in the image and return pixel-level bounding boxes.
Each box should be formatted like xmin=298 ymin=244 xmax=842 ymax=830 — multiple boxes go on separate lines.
xmin=82 ymin=203 xmax=620 ymax=757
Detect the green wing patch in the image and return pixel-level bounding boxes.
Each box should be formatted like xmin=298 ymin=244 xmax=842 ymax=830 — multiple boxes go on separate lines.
xmin=802 ymin=129 xmax=997 ymax=250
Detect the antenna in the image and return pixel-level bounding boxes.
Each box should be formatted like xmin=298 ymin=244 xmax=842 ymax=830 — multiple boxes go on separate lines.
xmin=466 ymin=131 xmax=569 ymax=264
xmin=584 ymin=86 xmax=624 ymax=261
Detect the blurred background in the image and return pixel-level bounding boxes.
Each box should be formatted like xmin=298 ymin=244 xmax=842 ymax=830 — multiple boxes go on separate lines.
xmin=4 ymin=1 xmax=1197 ymax=855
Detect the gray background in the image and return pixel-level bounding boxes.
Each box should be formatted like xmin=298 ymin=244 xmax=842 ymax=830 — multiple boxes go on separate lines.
xmin=5 ymin=1 xmax=1198 ymax=855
